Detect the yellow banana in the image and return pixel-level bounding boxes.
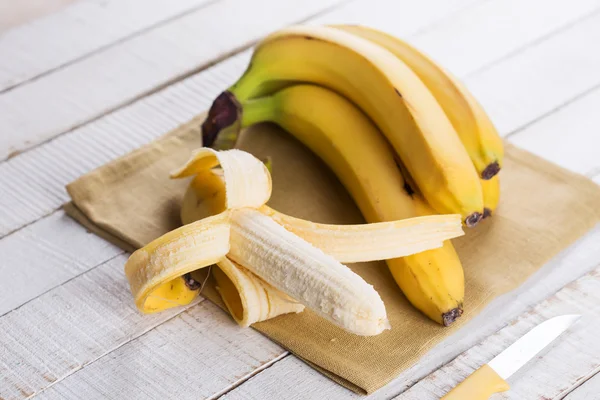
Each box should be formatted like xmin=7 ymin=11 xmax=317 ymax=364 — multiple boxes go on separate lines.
xmin=335 ymin=25 xmax=503 ymax=180
xmin=239 ymin=84 xmax=466 ymax=325
xmin=481 ymin=176 xmax=500 ymax=218
xmin=204 ymin=25 xmax=484 ymax=226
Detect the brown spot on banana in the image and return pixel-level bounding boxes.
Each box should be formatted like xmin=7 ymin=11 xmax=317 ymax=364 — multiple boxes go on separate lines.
xmin=483 ymin=208 xmax=492 ymax=219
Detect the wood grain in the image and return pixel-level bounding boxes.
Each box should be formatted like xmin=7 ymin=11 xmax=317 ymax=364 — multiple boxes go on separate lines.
xmin=0 ymin=210 xmax=121 ymax=317
xmin=310 ymin=0 xmax=481 ymax=37
xmin=0 ymin=254 xmax=203 ymax=399
xmin=408 ymin=0 xmax=600 ymax=77
xmin=510 ymin=87 xmax=600 ymax=177
xmin=463 ymin=10 xmax=600 ymax=137
xmin=34 ymin=301 xmax=286 ymax=400
xmin=220 ymin=356 xmax=358 ymax=400
xmin=0 ymin=0 xmax=345 ymax=161
xmin=0 ymin=0 xmax=76 ymax=33
xmin=0 ymin=0 xmax=215 ymax=92
xmin=564 ymin=370 xmax=600 ymax=399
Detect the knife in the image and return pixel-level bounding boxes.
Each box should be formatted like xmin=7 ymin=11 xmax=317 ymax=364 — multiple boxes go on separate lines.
xmin=441 ymin=314 xmax=580 ymax=399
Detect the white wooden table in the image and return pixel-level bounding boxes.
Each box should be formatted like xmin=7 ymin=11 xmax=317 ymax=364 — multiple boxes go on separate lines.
xmin=1 ymin=1 xmax=600 ymax=398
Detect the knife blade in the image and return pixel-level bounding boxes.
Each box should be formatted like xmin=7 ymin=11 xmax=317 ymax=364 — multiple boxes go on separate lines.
xmin=441 ymin=314 xmax=580 ymax=400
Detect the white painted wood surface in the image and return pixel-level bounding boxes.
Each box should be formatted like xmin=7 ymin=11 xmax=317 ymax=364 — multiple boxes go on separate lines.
xmin=1 ymin=0 xmax=600 ymax=399
xmin=0 ymin=0 xmax=76 ymax=33
xmin=0 ymin=0 xmax=214 ymax=93
xmin=0 ymin=254 xmax=199 ymax=398
xmin=0 ymin=210 xmax=121 ymax=316
xmin=0 ymin=0 xmax=345 ymax=161
xmin=565 ymin=370 xmax=600 ymax=399
xmin=464 ymin=10 xmax=600 ymax=137
xmin=510 ymin=86 xmax=600 ymax=177
xmin=35 ymin=301 xmax=286 ymax=400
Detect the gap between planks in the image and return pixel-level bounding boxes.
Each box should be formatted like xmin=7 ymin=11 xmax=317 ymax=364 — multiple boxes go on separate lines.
xmin=562 ymin=368 xmax=600 ymax=399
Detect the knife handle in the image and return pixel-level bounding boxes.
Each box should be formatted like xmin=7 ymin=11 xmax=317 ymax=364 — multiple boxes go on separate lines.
xmin=440 ymin=364 xmax=510 ymax=400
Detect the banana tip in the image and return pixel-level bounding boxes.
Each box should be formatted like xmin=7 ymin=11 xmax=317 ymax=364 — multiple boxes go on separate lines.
xmin=481 ymin=162 xmax=500 ymax=180
xmin=482 ymin=208 xmax=492 ymax=219
xmin=202 ymin=91 xmax=241 ymax=147
xmin=464 ymin=212 xmax=482 ymax=228
xmin=442 ymin=307 xmax=463 ymax=326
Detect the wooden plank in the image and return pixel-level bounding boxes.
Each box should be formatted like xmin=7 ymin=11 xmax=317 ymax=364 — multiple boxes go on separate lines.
xmin=408 ymin=0 xmax=600 ymax=77
xmin=564 ymin=370 xmax=600 ymax=399
xmin=0 ymin=51 xmax=250 ymax=238
xmin=193 ymin=226 xmax=600 ymax=400
xmin=310 ymin=0 xmax=482 ymax=36
xmin=0 ymin=254 xmax=203 ymax=399
xmin=0 ymin=210 xmax=121 ymax=317
xmin=463 ymin=10 xmax=600 ymax=137
xmin=509 ymin=87 xmax=600 ymax=177
xmin=0 ymin=0 xmax=214 ymax=92
xmin=398 ymin=265 xmax=600 ymax=399
xmin=34 ymin=302 xmax=286 ymax=400
xmin=220 ymin=356 xmax=356 ymax=400
xmin=0 ymin=0 xmax=345 ymax=161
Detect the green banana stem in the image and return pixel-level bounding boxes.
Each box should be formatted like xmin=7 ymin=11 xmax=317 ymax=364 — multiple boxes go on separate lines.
xmin=240 ymin=96 xmax=277 ymax=127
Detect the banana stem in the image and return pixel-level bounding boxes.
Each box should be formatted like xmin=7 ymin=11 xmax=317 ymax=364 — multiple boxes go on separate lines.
xmin=241 ymin=96 xmax=277 ymax=127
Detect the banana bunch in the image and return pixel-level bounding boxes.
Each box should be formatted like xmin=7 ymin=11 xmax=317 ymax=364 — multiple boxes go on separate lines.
xmin=124 ymin=148 xmax=463 ymax=335
xmin=200 ymin=25 xmax=504 ymax=325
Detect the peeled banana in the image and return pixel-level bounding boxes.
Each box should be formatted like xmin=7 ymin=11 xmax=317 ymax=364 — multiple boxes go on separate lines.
xmin=124 ymin=147 xmax=464 ymax=335
xmin=238 ymin=84 xmax=467 ymax=325
xmin=335 ymin=25 xmax=503 ymax=180
xmin=203 ymin=25 xmax=484 ymax=226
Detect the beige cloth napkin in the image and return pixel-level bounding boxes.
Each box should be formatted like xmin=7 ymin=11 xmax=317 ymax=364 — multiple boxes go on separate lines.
xmin=64 ymin=113 xmax=600 ymax=394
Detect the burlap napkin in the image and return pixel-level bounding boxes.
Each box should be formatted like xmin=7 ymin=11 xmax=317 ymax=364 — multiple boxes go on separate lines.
xmin=64 ymin=113 xmax=600 ymax=394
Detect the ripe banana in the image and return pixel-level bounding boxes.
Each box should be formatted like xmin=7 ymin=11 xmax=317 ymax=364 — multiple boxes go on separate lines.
xmin=203 ymin=25 xmax=484 ymax=226
xmin=238 ymin=84 xmax=467 ymax=325
xmin=125 ymin=147 xmax=464 ymax=334
xmin=481 ymin=176 xmax=500 ymax=218
xmin=335 ymin=25 xmax=503 ymax=180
